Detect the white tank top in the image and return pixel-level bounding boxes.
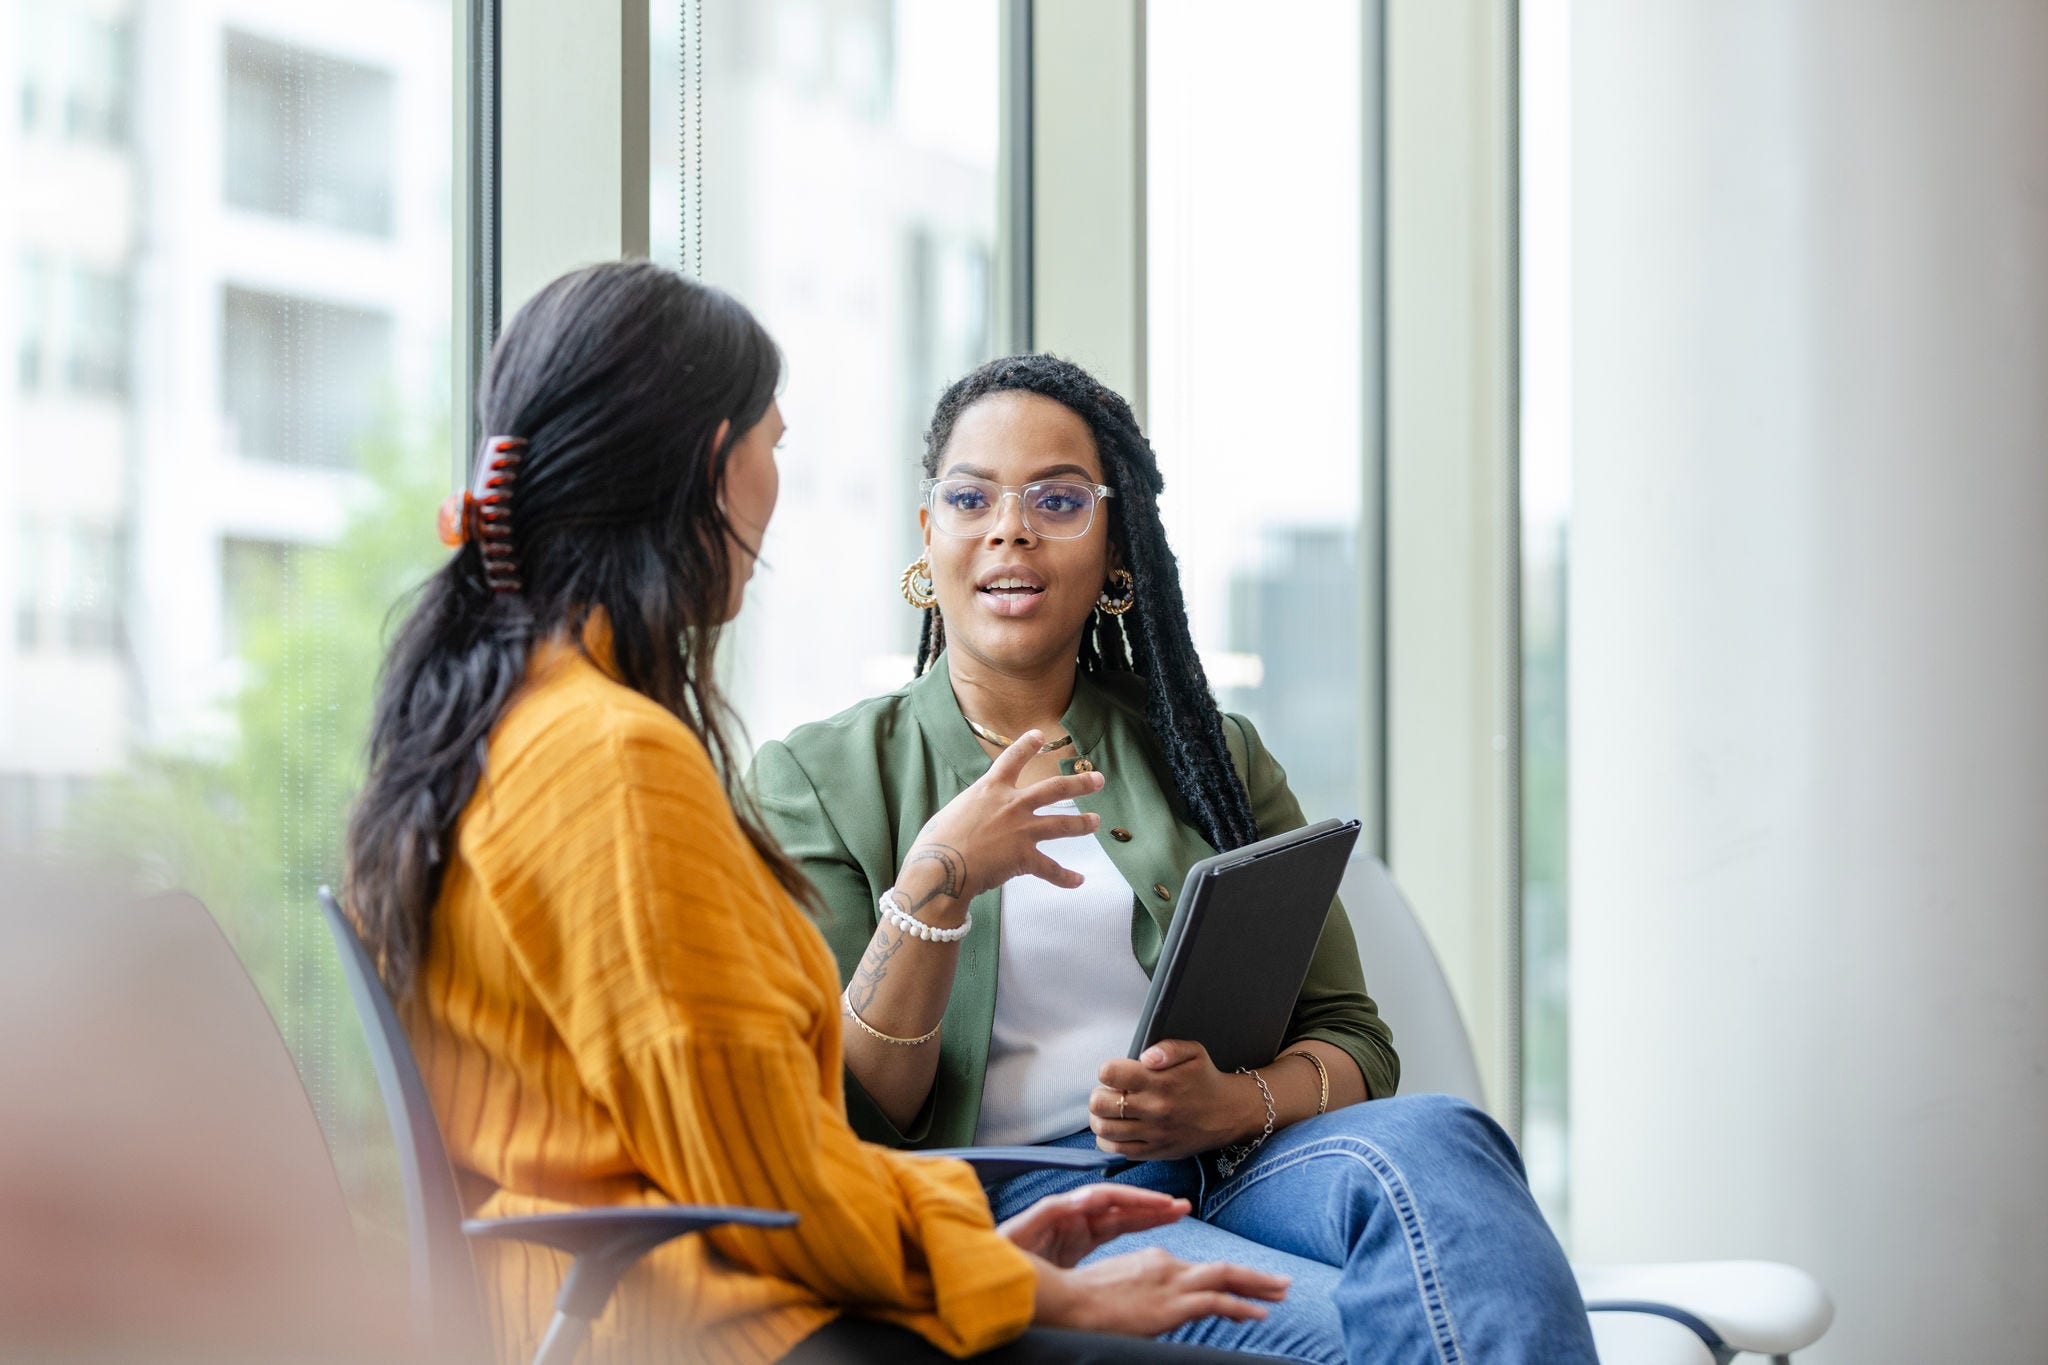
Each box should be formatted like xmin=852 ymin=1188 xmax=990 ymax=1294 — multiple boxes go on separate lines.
xmin=973 ymin=800 xmax=1155 ymax=1146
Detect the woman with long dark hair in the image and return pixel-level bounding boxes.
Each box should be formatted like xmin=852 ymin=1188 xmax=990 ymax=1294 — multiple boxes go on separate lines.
xmin=749 ymin=354 xmax=1601 ymax=1365
xmin=343 ymin=263 xmax=1287 ymax=1364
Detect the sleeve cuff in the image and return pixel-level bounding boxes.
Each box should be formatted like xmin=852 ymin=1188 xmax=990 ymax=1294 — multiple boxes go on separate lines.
xmin=843 ymin=1063 xmax=938 ymax=1146
xmin=1289 ymin=1025 xmax=1401 ymax=1101
xmin=871 ymin=1152 xmax=1038 ymax=1355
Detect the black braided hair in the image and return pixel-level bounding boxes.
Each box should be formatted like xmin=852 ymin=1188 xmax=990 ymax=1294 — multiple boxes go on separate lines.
xmin=916 ymin=354 xmax=1261 ymax=854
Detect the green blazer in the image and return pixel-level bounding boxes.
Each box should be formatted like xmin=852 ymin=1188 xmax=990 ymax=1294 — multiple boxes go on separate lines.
xmin=746 ymin=652 xmax=1400 ymax=1149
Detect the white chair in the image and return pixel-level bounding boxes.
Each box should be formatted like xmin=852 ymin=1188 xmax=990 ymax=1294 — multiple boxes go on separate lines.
xmin=1340 ymin=859 xmax=1834 ymax=1365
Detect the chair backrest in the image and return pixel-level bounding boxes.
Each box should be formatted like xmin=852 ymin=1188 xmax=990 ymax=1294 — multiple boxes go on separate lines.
xmin=1338 ymin=857 xmax=1487 ymax=1108
xmin=318 ymin=887 xmax=487 ymax=1357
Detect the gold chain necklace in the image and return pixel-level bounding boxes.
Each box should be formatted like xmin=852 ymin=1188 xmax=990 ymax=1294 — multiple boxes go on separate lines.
xmin=965 ymin=718 xmax=1076 ymax=755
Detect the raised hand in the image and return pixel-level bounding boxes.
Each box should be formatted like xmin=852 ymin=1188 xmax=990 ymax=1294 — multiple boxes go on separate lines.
xmin=894 ymin=730 xmax=1106 ymax=918
xmin=841 ymin=731 xmax=1110 ymax=1131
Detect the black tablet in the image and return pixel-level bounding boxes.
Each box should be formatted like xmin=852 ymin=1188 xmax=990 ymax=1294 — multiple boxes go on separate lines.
xmin=1128 ymin=818 xmax=1362 ymax=1073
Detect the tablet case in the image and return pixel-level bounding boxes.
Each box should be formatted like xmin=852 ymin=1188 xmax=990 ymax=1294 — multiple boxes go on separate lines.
xmin=1128 ymin=818 xmax=1362 ymax=1073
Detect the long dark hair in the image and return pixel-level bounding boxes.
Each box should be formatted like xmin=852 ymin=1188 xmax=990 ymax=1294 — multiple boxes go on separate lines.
xmin=344 ymin=261 xmax=811 ymax=993
xmin=914 ymin=354 xmax=1261 ymax=854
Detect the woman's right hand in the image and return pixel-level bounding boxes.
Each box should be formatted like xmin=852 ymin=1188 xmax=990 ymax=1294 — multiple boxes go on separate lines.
xmin=894 ymin=731 xmax=1106 ymax=912
xmin=998 ymin=1185 xmax=1192 ymax=1268
xmin=1027 ymin=1248 xmax=1289 ymax=1337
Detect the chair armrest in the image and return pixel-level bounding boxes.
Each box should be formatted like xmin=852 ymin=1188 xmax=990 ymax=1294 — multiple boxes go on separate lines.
xmin=466 ymin=1206 xmax=797 ymax=1320
xmin=917 ymin=1146 xmax=1126 ymax=1187
xmin=1575 ymin=1260 xmax=1834 ymax=1357
xmin=1585 ymin=1308 xmax=1720 ymax=1365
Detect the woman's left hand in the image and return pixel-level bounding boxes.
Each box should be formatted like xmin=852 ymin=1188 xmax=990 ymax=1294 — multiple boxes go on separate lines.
xmin=1090 ymin=1040 xmax=1261 ymax=1162
xmin=997 ymin=1184 xmax=1192 ymax=1268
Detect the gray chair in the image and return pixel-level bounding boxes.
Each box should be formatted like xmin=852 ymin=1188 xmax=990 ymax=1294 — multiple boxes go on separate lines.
xmin=318 ymin=888 xmax=1116 ymax=1365
xmin=318 ymin=888 xmax=796 ymax=1364
xmin=1339 ymin=859 xmax=1834 ymax=1365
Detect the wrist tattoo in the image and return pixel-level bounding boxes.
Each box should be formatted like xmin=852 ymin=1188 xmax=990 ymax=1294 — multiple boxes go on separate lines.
xmin=901 ymin=843 xmax=967 ymax=910
xmin=848 ymin=926 xmax=908 ymax=1013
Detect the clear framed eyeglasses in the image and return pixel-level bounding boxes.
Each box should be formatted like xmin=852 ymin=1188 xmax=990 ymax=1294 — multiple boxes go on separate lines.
xmin=921 ymin=476 xmax=1115 ymax=540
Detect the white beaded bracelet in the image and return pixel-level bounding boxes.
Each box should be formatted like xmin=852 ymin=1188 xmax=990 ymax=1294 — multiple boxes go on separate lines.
xmin=878 ymin=888 xmax=971 ymax=942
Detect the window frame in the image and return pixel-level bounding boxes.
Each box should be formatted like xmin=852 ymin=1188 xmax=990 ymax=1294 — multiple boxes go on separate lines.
xmin=476 ymin=0 xmax=1530 ymax=1153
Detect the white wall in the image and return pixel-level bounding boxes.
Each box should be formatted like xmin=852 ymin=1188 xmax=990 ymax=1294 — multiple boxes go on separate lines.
xmin=1569 ymin=3 xmax=2048 ymax=1361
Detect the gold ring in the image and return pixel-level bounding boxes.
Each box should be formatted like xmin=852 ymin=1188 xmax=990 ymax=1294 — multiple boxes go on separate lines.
xmin=1117 ymin=1090 xmax=1127 ymax=1121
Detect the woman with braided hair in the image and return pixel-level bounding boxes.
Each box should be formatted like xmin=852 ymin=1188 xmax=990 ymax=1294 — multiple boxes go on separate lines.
xmin=748 ymin=354 xmax=1598 ymax=1365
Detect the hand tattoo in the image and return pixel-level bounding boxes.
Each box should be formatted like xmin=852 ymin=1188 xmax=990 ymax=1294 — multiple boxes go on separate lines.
xmin=902 ymin=843 xmax=968 ymax=911
xmin=848 ymin=928 xmax=908 ymax=1013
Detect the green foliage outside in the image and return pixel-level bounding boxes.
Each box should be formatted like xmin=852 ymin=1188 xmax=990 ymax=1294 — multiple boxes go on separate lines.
xmin=63 ymin=422 xmax=452 ymax=1267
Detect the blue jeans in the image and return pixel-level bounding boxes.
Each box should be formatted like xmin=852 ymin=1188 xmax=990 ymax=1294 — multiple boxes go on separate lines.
xmin=986 ymin=1094 xmax=1598 ymax=1365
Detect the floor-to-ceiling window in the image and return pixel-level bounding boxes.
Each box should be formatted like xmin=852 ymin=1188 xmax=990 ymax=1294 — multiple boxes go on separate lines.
xmin=2 ymin=0 xmax=454 ymax=1257
xmin=651 ymin=0 xmax=1006 ymax=745
xmin=1145 ymin=0 xmax=1372 ymax=835
xmin=1520 ymin=0 xmax=1572 ymax=1237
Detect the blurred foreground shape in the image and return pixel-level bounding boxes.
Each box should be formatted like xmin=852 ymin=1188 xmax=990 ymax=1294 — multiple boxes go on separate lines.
xmin=0 ymin=867 xmax=411 ymax=1362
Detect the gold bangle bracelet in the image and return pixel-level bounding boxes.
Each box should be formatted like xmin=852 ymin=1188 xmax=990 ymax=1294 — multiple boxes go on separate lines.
xmin=841 ymin=991 xmax=941 ymax=1047
xmin=1285 ymin=1048 xmax=1330 ymax=1116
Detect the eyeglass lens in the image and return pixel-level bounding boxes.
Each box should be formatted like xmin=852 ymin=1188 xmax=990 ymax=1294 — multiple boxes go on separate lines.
xmin=929 ymin=479 xmax=1100 ymax=539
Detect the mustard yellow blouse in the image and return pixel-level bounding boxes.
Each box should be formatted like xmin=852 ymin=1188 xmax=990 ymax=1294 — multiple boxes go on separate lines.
xmin=402 ymin=634 xmax=1035 ymax=1363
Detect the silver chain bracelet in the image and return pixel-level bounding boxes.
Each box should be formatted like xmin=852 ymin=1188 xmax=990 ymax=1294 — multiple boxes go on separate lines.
xmin=1216 ymin=1066 xmax=1277 ymax=1180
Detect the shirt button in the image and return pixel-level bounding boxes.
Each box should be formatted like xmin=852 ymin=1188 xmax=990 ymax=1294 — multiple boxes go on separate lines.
xmin=1072 ymin=759 xmax=1095 ymax=774
xmin=1152 ymin=883 xmax=1172 ymax=901
xmin=1111 ymin=828 xmax=1133 ymax=842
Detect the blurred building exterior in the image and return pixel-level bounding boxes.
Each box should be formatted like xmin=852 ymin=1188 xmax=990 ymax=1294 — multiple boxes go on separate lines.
xmin=0 ymin=0 xmax=449 ymax=844
xmin=658 ymin=0 xmax=1000 ymax=742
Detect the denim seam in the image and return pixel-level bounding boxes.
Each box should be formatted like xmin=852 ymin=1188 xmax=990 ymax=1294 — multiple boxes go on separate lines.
xmin=1206 ymin=1137 xmax=1468 ymax=1365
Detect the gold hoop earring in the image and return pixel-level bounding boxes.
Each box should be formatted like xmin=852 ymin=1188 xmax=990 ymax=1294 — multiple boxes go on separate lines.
xmin=1097 ymin=567 xmax=1136 ymax=617
xmin=900 ymin=554 xmax=938 ymax=610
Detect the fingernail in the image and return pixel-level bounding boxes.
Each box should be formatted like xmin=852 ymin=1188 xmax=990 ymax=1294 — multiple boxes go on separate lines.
xmin=1142 ymin=1048 xmax=1165 ymax=1065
